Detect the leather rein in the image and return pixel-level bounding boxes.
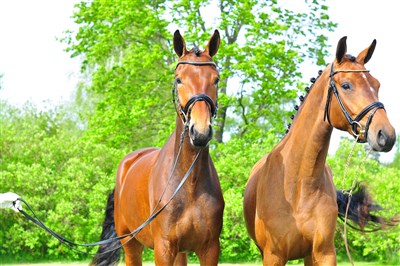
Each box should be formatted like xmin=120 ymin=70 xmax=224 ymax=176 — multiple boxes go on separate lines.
xmin=324 ymin=63 xmax=385 ymax=142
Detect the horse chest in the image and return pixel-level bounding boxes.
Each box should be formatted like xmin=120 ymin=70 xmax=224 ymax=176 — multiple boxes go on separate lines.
xmin=172 ymin=195 xmax=221 ymax=232
xmin=158 ymin=197 xmax=222 ymax=251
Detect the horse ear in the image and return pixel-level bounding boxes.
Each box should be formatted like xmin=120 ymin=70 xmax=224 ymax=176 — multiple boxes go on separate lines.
xmin=336 ymin=36 xmax=347 ymax=64
xmin=357 ymin=39 xmax=376 ymax=65
xmin=173 ymin=30 xmax=187 ymax=57
xmin=205 ymin=30 xmax=220 ymax=57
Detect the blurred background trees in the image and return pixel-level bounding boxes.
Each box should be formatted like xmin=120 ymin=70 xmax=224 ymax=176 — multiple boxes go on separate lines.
xmin=1 ymin=0 xmax=398 ymax=263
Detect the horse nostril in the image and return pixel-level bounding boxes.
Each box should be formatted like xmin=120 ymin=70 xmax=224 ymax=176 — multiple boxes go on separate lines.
xmin=377 ymin=130 xmax=387 ymax=147
xmin=189 ymin=124 xmax=195 ymax=138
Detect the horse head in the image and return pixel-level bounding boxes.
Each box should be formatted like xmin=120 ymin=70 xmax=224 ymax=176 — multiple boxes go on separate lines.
xmin=173 ymin=30 xmax=220 ymax=147
xmin=325 ymin=36 xmax=396 ymax=152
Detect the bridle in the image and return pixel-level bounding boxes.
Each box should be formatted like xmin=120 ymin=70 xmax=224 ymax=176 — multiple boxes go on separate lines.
xmin=324 ymin=63 xmax=385 ymax=142
xmin=172 ymin=61 xmax=218 ymax=124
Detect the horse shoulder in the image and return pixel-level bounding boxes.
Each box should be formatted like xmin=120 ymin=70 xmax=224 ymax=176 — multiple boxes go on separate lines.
xmin=247 ymin=153 xmax=269 ymax=184
xmin=244 ymin=153 xmax=271 ymax=241
xmin=116 ymin=147 xmax=159 ymax=186
xmin=322 ymin=163 xmax=336 ymax=197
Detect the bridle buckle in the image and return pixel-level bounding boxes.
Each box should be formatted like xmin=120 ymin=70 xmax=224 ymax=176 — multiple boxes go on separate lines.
xmin=350 ymin=121 xmax=364 ymax=139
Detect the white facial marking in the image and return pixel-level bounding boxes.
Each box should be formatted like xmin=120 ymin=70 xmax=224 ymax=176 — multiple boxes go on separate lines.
xmin=362 ymin=73 xmax=375 ymax=93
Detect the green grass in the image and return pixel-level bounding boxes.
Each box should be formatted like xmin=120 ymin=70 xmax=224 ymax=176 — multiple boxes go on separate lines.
xmin=0 ymin=262 xmax=395 ymax=266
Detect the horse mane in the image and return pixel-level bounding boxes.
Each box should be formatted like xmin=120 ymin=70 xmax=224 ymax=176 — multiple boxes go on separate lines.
xmin=190 ymin=46 xmax=202 ymax=57
xmin=286 ymin=68 xmax=324 ymax=134
xmin=286 ymin=54 xmax=359 ymax=134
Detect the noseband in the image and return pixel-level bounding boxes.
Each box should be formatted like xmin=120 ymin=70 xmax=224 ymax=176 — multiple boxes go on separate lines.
xmin=172 ymin=61 xmax=218 ymax=124
xmin=324 ymin=63 xmax=385 ymax=142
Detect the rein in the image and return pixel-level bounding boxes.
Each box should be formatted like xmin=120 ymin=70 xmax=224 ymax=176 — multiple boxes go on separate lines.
xmin=324 ymin=63 xmax=385 ymax=142
xmin=14 ymin=143 xmax=202 ymax=256
xmin=340 ymin=136 xmax=373 ymax=266
xmin=173 ymin=60 xmax=218 ymax=123
xmin=10 ymin=60 xmax=216 ymax=256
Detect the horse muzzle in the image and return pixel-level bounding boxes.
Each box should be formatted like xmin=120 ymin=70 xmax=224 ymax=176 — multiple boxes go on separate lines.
xmin=181 ymin=94 xmax=216 ymax=147
xmin=189 ymin=123 xmax=213 ymax=147
xmin=366 ymin=109 xmax=396 ymax=152
xmin=368 ymin=126 xmax=396 ymax=152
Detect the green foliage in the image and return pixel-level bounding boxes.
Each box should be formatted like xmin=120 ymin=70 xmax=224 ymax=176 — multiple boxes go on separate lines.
xmin=328 ymin=138 xmax=400 ymax=263
xmin=168 ymin=0 xmax=334 ymax=141
xmin=63 ymin=0 xmax=335 ymax=146
xmin=2 ymin=0 xmax=398 ymax=264
xmin=0 ymin=101 xmax=124 ymax=260
xmin=389 ymin=135 xmax=400 ymax=167
xmin=212 ymin=135 xmax=279 ymax=261
xmin=63 ymin=0 xmax=175 ymax=150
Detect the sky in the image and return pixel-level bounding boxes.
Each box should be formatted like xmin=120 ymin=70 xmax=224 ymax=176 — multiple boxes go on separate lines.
xmin=0 ymin=0 xmax=398 ymax=162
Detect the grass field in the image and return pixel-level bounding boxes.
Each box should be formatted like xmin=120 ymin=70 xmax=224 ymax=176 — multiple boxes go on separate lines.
xmin=1 ymin=262 xmax=393 ymax=266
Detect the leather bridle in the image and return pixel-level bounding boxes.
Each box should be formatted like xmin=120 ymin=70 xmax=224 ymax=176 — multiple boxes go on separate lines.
xmin=324 ymin=63 xmax=385 ymax=142
xmin=172 ymin=61 xmax=218 ymax=124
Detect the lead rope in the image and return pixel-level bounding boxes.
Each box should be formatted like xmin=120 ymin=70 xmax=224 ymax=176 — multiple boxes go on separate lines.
xmin=13 ymin=129 xmax=202 ymax=256
xmin=341 ymin=134 xmax=372 ymax=266
xmin=151 ymin=122 xmax=187 ymax=214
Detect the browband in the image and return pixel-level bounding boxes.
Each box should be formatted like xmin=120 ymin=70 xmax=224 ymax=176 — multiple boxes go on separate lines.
xmin=175 ymin=61 xmax=217 ymax=69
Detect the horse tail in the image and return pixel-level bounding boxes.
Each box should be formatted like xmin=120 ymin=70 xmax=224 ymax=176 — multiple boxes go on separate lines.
xmin=336 ymin=182 xmax=399 ymax=231
xmin=90 ymin=189 xmax=121 ymax=266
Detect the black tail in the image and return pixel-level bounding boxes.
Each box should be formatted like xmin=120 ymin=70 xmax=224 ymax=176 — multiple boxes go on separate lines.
xmin=337 ymin=182 xmax=399 ymax=231
xmin=90 ymin=189 xmax=121 ymax=266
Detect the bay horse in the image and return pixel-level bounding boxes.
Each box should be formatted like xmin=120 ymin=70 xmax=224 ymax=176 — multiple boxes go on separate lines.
xmin=243 ymin=37 xmax=396 ymax=265
xmin=91 ymin=30 xmax=224 ymax=265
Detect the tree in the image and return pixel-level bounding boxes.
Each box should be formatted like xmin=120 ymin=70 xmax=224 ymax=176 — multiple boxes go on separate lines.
xmin=64 ymin=0 xmax=175 ymax=149
xmin=64 ymin=0 xmax=336 ymax=148
xmin=172 ymin=0 xmax=335 ymax=142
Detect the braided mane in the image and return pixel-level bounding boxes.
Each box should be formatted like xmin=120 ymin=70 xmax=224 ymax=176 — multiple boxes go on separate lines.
xmin=285 ymin=68 xmax=324 ymax=134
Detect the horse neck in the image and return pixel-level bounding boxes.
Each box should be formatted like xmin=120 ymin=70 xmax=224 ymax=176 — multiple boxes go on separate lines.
xmin=281 ymin=72 xmax=333 ymax=178
xmin=170 ymin=117 xmax=211 ymax=184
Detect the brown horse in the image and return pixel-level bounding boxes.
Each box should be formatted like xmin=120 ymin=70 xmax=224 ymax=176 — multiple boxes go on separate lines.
xmin=91 ymin=30 xmax=224 ymax=265
xmin=243 ymin=37 xmax=396 ymax=265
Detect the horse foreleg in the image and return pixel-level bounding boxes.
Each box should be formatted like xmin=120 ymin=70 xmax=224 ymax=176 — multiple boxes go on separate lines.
xmin=308 ymin=250 xmax=336 ymax=266
xmin=121 ymin=237 xmax=144 ymax=266
xmin=304 ymin=253 xmax=336 ymax=266
xmin=309 ymin=230 xmax=337 ymax=265
xmin=261 ymin=248 xmax=287 ymax=266
xmin=173 ymin=253 xmax=187 ymax=266
xmin=195 ymin=240 xmax=220 ymax=266
xmin=154 ymin=238 xmax=178 ymax=266
xmin=309 ymin=207 xmax=337 ymax=265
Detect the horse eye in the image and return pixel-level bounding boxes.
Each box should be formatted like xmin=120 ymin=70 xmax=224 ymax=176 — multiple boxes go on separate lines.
xmin=214 ymin=77 xmax=220 ymax=86
xmin=341 ymin=83 xmax=351 ymax=90
xmin=176 ymin=78 xmax=182 ymax=85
